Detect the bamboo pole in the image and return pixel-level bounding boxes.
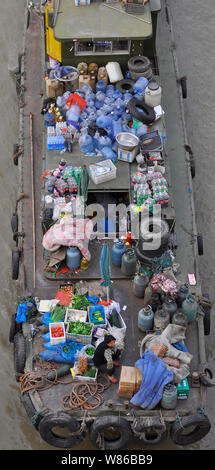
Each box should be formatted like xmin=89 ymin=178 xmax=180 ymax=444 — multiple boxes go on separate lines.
xmin=30 ymin=113 xmax=36 ymax=289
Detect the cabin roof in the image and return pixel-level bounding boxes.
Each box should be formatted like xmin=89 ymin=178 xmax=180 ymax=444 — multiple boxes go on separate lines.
xmin=53 ymin=0 xmax=152 ymax=40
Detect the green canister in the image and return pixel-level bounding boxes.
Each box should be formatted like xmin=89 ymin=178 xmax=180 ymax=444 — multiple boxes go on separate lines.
xmin=182 ymin=294 xmax=199 ymax=323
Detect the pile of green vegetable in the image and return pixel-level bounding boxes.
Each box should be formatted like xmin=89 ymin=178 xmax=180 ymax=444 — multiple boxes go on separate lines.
xmin=85 ymin=347 xmax=95 ymax=357
xmin=69 ymin=294 xmax=93 ymax=311
xmin=83 ymin=366 xmax=97 ymax=378
xmin=68 ymin=320 xmax=93 ymax=336
xmin=51 ymin=305 xmax=66 ymax=322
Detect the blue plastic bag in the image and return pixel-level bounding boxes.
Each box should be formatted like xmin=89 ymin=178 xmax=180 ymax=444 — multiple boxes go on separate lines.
xmin=16 ymin=302 xmax=34 ymax=323
xmin=130 ymin=351 xmax=173 ymax=409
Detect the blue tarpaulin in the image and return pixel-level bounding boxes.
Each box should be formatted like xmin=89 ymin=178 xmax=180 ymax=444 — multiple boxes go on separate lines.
xmin=130 ymin=350 xmax=174 ymax=409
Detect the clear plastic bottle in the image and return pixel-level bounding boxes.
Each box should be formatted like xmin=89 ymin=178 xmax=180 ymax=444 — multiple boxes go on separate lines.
xmin=79 ymin=131 xmax=94 ymax=153
xmin=96 ymin=114 xmax=113 ymax=128
xmin=96 ymin=80 xmax=107 ymax=93
xmin=95 ymin=91 xmax=106 ymax=109
xmin=133 ymin=77 xmax=149 ymax=95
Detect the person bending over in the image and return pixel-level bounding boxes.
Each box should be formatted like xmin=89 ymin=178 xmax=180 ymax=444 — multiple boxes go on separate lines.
xmin=93 ymin=334 xmax=120 ymax=384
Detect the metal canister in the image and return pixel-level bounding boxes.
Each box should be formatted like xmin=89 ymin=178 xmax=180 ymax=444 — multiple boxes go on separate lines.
xmin=182 ymin=294 xmax=199 ymax=323
xmin=112 ymin=241 xmax=126 ymax=267
xmin=121 ymin=248 xmax=136 ymax=277
xmin=162 ymin=296 xmax=177 ymax=320
xmin=133 ymin=272 xmax=149 ymax=298
xmin=138 ymin=305 xmax=154 ymax=332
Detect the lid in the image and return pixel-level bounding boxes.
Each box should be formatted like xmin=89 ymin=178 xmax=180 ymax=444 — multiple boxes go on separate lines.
xmin=148 ymin=80 xmax=159 ymax=91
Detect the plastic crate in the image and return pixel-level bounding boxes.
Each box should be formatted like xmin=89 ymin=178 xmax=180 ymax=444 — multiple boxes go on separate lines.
xmin=66 ymin=321 xmax=94 ymax=344
xmin=49 ymin=322 xmax=66 ymax=345
xmin=65 ymin=308 xmax=88 ymax=323
xmin=89 ymin=159 xmax=116 ymax=185
xmin=72 ymin=362 xmax=98 ymax=382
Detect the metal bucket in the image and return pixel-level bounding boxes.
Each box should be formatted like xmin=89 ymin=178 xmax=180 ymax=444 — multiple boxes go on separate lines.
xmin=54 ymin=66 xmax=79 ymax=92
xmin=116 ymin=132 xmax=140 ymax=151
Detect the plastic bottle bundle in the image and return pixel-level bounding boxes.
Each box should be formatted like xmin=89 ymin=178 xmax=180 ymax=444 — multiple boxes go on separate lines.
xmin=133 ymin=183 xmax=151 ymax=205
xmin=96 ymin=79 xmax=107 ymax=93
xmin=112 ymin=119 xmax=123 ymax=138
xmin=95 ymin=91 xmax=106 ymax=109
xmin=96 ymin=114 xmax=113 ymax=129
xmin=101 ymin=146 xmax=117 ymax=162
xmin=66 ymin=103 xmax=81 ymax=122
xmin=133 ymin=76 xmax=149 ymax=95
xmin=131 ymin=172 xmax=148 ymax=186
xmin=105 ymin=84 xmax=115 ymax=97
xmin=98 ymin=135 xmax=112 ymax=150
xmin=79 ymin=130 xmax=94 ymax=153
xmin=114 ymin=98 xmax=125 ymax=116
xmin=123 ymin=92 xmax=133 ymax=104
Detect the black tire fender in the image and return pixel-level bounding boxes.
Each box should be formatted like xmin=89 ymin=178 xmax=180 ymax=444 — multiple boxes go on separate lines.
xmin=90 ymin=416 xmax=132 ymax=450
xmin=116 ymin=79 xmax=135 ymax=94
xmin=128 ymin=56 xmax=151 ymax=73
xmin=12 ymin=246 xmax=20 ymax=280
xmin=13 ymin=332 xmax=26 ymax=379
xmin=170 ymin=413 xmax=211 ymax=445
xmin=38 ymin=412 xmax=86 ymax=448
xmin=127 ymin=98 xmax=156 ymax=125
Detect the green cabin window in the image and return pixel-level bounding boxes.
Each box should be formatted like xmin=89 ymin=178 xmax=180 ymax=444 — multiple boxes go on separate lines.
xmin=75 ymin=40 xmax=131 ymax=56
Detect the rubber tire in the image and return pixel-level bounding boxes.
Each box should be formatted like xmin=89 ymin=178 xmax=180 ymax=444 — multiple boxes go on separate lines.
xmin=128 ymin=56 xmax=151 ymax=73
xmin=116 ymin=79 xmax=135 ymax=94
xmin=13 ymin=332 xmax=26 ymax=378
xmin=9 ymin=313 xmax=22 ymax=343
xmin=138 ymin=217 xmax=170 ymax=258
xmin=90 ymin=416 xmax=132 ymax=450
xmin=135 ymin=245 xmax=160 ymax=266
xmin=170 ymin=414 xmax=211 ymax=446
xmin=127 ymin=98 xmax=156 ymax=125
xmin=197 ymin=234 xmax=204 ymax=256
xmin=130 ymin=69 xmax=153 ymax=81
xmin=12 ymin=246 xmax=20 ymax=280
xmin=38 ymin=412 xmax=86 ymax=449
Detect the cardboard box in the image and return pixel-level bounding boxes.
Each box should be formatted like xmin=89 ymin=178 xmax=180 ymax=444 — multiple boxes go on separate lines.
xmin=118 ymin=366 xmax=137 ymax=398
xmin=176 ymin=378 xmax=189 ymax=399
xmin=135 ymin=367 xmax=142 ymax=393
xmin=46 ymin=78 xmax=64 ymax=98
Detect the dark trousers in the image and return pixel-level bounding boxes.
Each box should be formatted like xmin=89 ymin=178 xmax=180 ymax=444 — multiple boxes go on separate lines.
xmin=98 ymin=349 xmax=121 ymax=376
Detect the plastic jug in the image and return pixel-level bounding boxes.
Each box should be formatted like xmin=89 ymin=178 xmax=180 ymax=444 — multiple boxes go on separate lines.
xmin=98 ymin=135 xmax=112 ymax=150
xmin=66 ymin=104 xmax=81 ymax=122
xmin=96 ymin=80 xmax=107 ymax=93
xmin=138 ymin=305 xmax=154 ymax=332
xmin=101 ymin=147 xmax=116 ymax=162
xmin=133 ymin=76 xmax=149 ymax=95
xmin=105 ymin=85 xmax=115 ymax=97
xmin=121 ymin=249 xmax=136 ymax=276
xmin=95 ymin=91 xmax=106 ymax=109
xmin=112 ymin=241 xmax=126 ymax=267
xmin=144 ymin=80 xmax=162 ymax=107
xmin=106 ymin=62 xmax=123 ymax=83
xmin=182 ymin=294 xmax=199 ymax=323
xmin=44 ymin=110 xmax=56 ymax=127
xmin=66 ymin=246 xmax=80 ymax=270
xmin=96 ymin=114 xmax=113 ymax=129
xmin=133 ymin=272 xmax=149 ymax=298
xmin=112 ymin=120 xmax=123 ymax=138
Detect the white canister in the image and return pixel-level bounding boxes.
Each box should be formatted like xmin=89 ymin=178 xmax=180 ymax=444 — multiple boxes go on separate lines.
xmin=106 ymin=62 xmax=123 ymax=83
xmin=144 ymin=80 xmax=162 ymax=107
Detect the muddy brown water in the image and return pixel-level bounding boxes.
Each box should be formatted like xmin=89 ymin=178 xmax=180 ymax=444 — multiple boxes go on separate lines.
xmin=0 ymin=0 xmax=214 ymax=451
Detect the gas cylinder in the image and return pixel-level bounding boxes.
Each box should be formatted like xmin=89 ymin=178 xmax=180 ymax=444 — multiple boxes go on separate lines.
xmin=161 ymin=384 xmax=177 ymax=410
xmin=171 ymin=311 xmax=188 ymax=328
xmin=176 ymin=283 xmax=189 ymax=307
xmin=121 ymin=248 xmax=136 ymax=276
xmin=162 ymin=296 xmax=177 ymax=320
xmin=133 ymin=272 xmax=149 ymax=298
xmin=112 ymin=241 xmax=126 ymax=267
xmin=66 ymin=246 xmax=80 ymax=270
xmin=154 ymin=306 xmax=170 ymax=331
xmin=138 ymin=305 xmax=154 ymax=332
xmin=182 ymin=294 xmax=199 ymax=323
